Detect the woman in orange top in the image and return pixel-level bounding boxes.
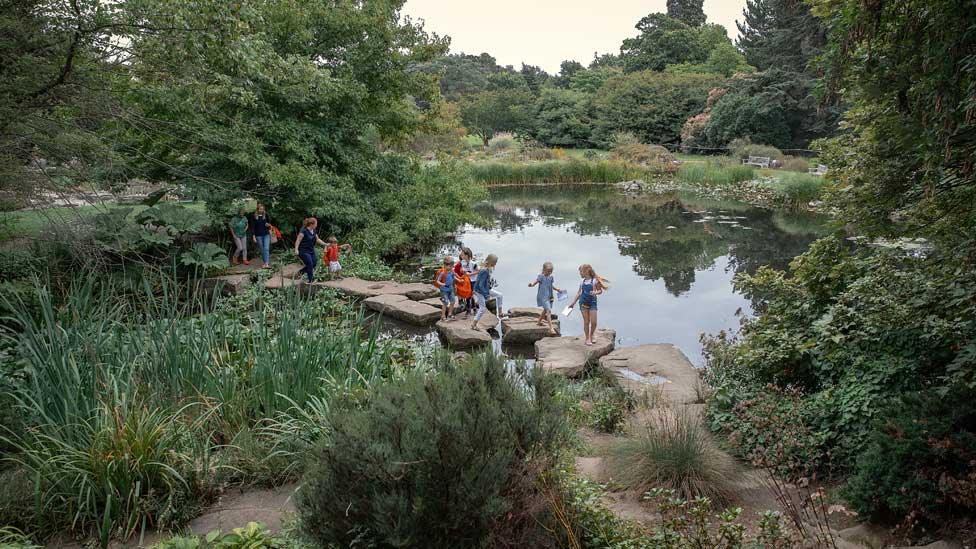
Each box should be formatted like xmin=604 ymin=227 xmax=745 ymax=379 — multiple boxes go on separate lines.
xmin=324 ymin=236 xmax=352 ymax=280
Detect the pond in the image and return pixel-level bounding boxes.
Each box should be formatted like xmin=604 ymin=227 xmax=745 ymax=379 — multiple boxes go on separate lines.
xmin=396 ymin=185 xmax=829 ymax=364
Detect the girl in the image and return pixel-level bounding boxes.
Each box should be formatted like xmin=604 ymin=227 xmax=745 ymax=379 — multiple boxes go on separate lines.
xmin=568 ymin=264 xmax=610 ymax=346
xmin=294 ymin=217 xmax=327 ymax=283
xmin=453 ymin=247 xmax=477 ymax=318
xmin=528 ymin=261 xmax=562 ymax=335
xmin=324 ymin=236 xmax=352 ymax=280
xmin=251 ymin=204 xmax=272 ymax=268
xmin=229 ymin=209 xmax=249 ymax=265
xmin=434 ymin=255 xmax=456 ymax=321
xmin=470 ymin=253 xmax=507 ymax=331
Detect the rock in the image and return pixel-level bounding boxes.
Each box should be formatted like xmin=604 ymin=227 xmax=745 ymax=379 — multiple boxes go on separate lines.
xmin=893 ymin=542 xmax=963 ymax=549
xmin=203 ymin=273 xmax=251 ymax=296
xmin=188 ymin=484 xmax=298 ymax=534
xmin=364 ymin=294 xmax=442 ymax=326
xmin=508 ymin=306 xmax=556 ymax=319
xmin=436 ymin=313 xmax=498 ymax=349
xmin=837 ymin=524 xmax=888 ymax=549
xmin=263 ymin=274 xmax=299 ymax=290
xmin=320 ymin=277 xmax=438 ymax=300
xmin=279 ymin=263 xmax=304 ymax=278
xmin=420 ymin=297 xmax=445 ymax=308
xmin=598 ymin=344 xmax=700 ymax=405
xmin=616 ymin=179 xmax=645 ymax=193
xmin=535 ymin=329 xmax=616 ymax=377
xmin=501 ymin=315 xmax=560 ymax=345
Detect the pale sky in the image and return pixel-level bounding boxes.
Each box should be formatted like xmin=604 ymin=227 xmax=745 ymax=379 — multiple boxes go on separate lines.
xmin=402 ymin=0 xmax=747 ymax=74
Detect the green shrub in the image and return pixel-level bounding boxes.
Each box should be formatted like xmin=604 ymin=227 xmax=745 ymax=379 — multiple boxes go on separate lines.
xmin=768 ymin=173 xmax=825 ymax=209
xmin=297 ymin=353 xmax=573 ymax=547
xmin=149 ymin=522 xmax=286 ymax=549
xmin=0 ymin=249 xmax=43 ymax=281
xmin=728 ymin=137 xmax=785 ymax=162
xmin=563 ymin=372 xmax=636 ymax=433
xmin=609 ymin=143 xmax=675 ymax=166
xmin=844 ymin=389 xmax=976 ymax=526
xmin=676 ymin=161 xmax=755 ymax=186
xmin=607 ymin=409 xmax=738 ymax=504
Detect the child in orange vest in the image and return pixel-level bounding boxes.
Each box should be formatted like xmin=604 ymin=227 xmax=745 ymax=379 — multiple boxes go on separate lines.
xmin=324 ymin=236 xmax=352 ymax=280
xmin=434 ymin=255 xmax=456 ymax=321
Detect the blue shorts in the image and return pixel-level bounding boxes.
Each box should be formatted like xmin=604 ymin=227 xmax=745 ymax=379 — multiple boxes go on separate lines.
xmin=580 ymin=298 xmax=598 ymax=311
xmin=440 ymin=290 xmax=455 ymax=305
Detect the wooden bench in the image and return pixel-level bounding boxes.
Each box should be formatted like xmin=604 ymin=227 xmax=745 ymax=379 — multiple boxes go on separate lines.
xmin=742 ymin=155 xmax=771 ymax=168
xmin=808 ymin=164 xmax=828 ymax=176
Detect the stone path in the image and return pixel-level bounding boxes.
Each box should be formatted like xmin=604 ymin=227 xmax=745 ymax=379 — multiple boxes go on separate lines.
xmin=534 ymin=329 xmax=616 ymax=377
xmin=599 ymin=344 xmax=701 ymax=405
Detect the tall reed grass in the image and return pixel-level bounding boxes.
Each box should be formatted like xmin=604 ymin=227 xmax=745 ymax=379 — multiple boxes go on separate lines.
xmin=468 ymin=160 xmax=659 ymax=185
xmin=676 ymin=160 xmax=756 ymax=186
xmin=0 ymin=274 xmax=393 ymax=544
xmin=768 ymin=173 xmax=826 ymax=209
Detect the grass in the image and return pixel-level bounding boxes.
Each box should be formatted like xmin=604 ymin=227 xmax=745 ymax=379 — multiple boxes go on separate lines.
xmin=676 ymin=161 xmax=756 ymax=186
xmin=607 ymin=408 xmax=738 ymax=504
xmin=468 ymin=160 xmax=660 ymax=186
xmin=766 ymin=172 xmax=827 ymax=209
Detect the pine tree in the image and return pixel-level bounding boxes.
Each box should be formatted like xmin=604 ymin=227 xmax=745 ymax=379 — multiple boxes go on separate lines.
xmin=666 ymin=0 xmax=706 ymax=27
xmin=736 ymin=0 xmax=825 ymax=73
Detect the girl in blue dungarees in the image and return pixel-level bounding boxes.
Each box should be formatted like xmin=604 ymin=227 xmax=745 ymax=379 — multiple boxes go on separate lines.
xmin=294 ymin=217 xmax=327 ymax=283
xmin=568 ymin=263 xmax=610 ymax=346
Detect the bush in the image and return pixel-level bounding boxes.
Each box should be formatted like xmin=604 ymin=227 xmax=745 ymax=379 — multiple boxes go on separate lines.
xmin=728 ymin=138 xmax=785 ymax=162
xmin=297 ymin=353 xmax=573 ymax=547
xmin=768 ymin=173 xmax=826 ymax=209
xmin=782 ymin=156 xmax=812 ymax=173
xmin=609 ymin=143 xmax=675 ymax=166
xmin=607 ymin=408 xmax=738 ymax=504
xmin=488 ymin=135 xmax=515 ymax=153
xmin=844 ymin=389 xmax=976 ymax=527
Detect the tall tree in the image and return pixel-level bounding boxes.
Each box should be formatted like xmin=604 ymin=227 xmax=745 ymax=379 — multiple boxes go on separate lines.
xmin=667 ymin=0 xmax=706 ymax=27
xmin=736 ymin=0 xmax=826 ymax=73
xmin=554 ymin=60 xmax=585 ymax=88
xmin=459 ymin=90 xmax=533 ymax=147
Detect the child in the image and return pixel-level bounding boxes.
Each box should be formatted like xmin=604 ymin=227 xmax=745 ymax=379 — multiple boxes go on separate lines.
xmin=453 ymin=247 xmax=477 ymax=318
xmin=324 ymin=236 xmax=352 ymax=280
xmin=567 ymin=264 xmax=610 ymax=346
xmin=528 ymin=261 xmax=562 ymax=336
xmin=294 ymin=217 xmax=327 ymax=283
xmin=434 ymin=255 xmax=457 ymax=321
xmin=229 ymin=209 xmax=249 ymax=265
xmin=470 ymin=254 xmax=507 ymax=331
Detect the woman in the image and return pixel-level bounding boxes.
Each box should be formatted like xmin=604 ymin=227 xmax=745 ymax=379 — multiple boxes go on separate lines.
xmin=294 ymin=217 xmax=328 ymax=283
xmin=228 ymin=209 xmax=249 ymax=265
xmin=251 ymin=204 xmax=272 ymax=268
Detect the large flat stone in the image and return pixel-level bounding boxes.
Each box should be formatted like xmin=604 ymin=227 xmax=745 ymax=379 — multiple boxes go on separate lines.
xmin=502 ymin=315 xmax=560 ymax=345
xmin=436 ymin=313 xmax=498 ymax=349
xmin=364 ymin=294 xmax=442 ymax=326
xmin=598 ymin=344 xmax=700 ymax=404
xmin=534 ymin=329 xmax=616 ymax=377
xmin=508 ymin=306 xmax=557 ymax=319
xmin=203 ymin=273 xmax=251 ymax=296
xmin=320 ymin=277 xmax=437 ymax=300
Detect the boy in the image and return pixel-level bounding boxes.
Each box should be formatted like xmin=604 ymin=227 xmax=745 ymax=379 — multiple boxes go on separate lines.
xmin=324 ymin=236 xmax=352 ymax=280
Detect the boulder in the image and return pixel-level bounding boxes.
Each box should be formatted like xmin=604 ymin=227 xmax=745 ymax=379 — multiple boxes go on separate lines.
xmin=203 ymin=274 xmax=251 ymax=296
xmin=502 ymin=315 xmax=560 ymax=345
xmin=436 ymin=313 xmax=498 ymax=349
xmin=598 ymin=344 xmax=700 ymax=405
xmin=508 ymin=306 xmax=557 ymax=319
xmin=535 ymin=329 xmax=616 ymax=377
xmin=836 ymin=524 xmax=888 ymax=549
xmin=263 ymin=275 xmax=299 ymax=291
xmin=320 ymin=277 xmax=438 ymax=300
xmin=364 ymin=294 xmax=442 ymax=326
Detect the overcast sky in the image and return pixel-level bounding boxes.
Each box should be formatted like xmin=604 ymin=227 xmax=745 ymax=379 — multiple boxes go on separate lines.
xmin=402 ymin=0 xmax=748 ymax=74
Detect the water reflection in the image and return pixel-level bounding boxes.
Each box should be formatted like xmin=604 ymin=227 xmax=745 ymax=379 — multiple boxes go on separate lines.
xmin=453 ymin=185 xmax=827 ymax=363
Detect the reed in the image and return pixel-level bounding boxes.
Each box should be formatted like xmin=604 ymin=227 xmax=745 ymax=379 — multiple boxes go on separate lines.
xmin=468 ymin=160 xmax=656 ymax=185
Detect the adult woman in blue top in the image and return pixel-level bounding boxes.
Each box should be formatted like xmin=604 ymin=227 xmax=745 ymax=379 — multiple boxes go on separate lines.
xmin=294 ymin=217 xmax=327 ymax=283
xmin=251 ymin=203 xmax=273 ymax=268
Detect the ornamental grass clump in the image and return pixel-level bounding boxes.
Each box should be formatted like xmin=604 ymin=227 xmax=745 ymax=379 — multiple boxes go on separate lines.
xmin=297 ymin=353 xmax=574 ymax=548
xmin=608 ymin=408 xmax=738 ymax=505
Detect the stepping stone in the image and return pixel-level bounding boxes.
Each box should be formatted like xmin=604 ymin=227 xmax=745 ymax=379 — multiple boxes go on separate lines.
xmin=598 ymin=344 xmax=700 ymax=404
xmin=364 ymin=294 xmax=442 ymax=326
xmin=320 ymin=277 xmax=438 ymax=300
xmin=280 ymin=263 xmax=304 ymax=278
xmin=203 ymin=273 xmax=251 ymax=296
xmin=436 ymin=313 xmax=498 ymax=349
xmin=188 ymin=484 xmax=298 ymax=534
xmin=502 ymin=315 xmax=560 ymax=345
xmin=535 ymin=329 xmax=616 ymax=377
xmin=508 ymin=306 xmax=557 ymax=319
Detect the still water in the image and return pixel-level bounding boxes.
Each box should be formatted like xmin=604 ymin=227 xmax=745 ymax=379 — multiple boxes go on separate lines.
xmin=438 ymin=185 xmax=828 ymax=363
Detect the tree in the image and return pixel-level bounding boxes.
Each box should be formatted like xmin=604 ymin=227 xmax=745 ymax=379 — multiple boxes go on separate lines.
xmin=120 ymin=0 xmax=450 ymax=242
xmin=529 ymin=89 xmax=594 ymax=148
xmin=570 ymin=66 xmax=622 ymax=93
xmin=667 ymin=0 xmax=706 ymax=27
xmin=736 ymin=0 xmax=826 ymax=73
xmin=592 ymin=71 xmax=722 ymax=146
xmin=519 ymin=63 xmax=551 ymax=95
xmin=459 ymin=90 xmax=533 ymax=147
xmin=620 ymin=14 xmax=733 ymax=73
xmin=554 ymin=60 xmax=585 ymax=88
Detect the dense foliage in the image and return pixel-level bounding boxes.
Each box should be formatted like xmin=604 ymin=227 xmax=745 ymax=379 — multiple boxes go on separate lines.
xmin=298 ymin=354 xmax=572 ymax=547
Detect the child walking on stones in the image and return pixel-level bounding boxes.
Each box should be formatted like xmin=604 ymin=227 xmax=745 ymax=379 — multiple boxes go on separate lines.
xmin=229 ymin=209 xmax=249 ymax=265
xmin=568 ymin=264 xmax=610 ymax=346
xmin=528 ymin=261 xmax=562 ymax=335
xmin=453 ymin=247 xmax=477 ymax=318
xmin=324 ymin=236 xmax=352 ymax=280
xmin=294 ymin=217 xmax=327 ymax=283
xmin=434 ymin=255 xmax=457 ymax=321
xmin=470 ymin=254 xmax=507 ymax=331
